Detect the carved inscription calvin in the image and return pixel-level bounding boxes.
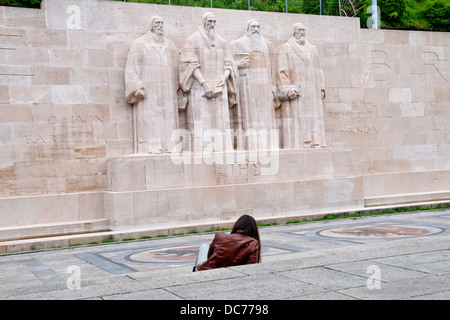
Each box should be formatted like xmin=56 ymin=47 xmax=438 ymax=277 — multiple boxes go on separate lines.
xmin=24 ymin=114 xmax=105 ymax=144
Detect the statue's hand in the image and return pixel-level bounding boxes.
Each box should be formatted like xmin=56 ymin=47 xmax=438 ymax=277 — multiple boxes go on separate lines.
xmin=216 ymin=76 xmax=226 ymax=88
xmin=202 ymin=81 xmax=213 ymax=99
xmin=134 ymin=89 xmax=146 ymax=101
xmin=288 ymin=88 xmax=300 ymax=100
xmin=216 ymin=68 xmax=230 ymax=88
xmin=238 ymin=56 xmax=250 ymax=69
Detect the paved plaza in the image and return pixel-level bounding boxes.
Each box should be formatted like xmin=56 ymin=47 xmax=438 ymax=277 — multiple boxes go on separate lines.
xmin=0 ymin=209 xmax=449 ymax=301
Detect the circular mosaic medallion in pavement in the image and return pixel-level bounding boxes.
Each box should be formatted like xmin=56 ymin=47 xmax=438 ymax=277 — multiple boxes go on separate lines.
xmin=128 ymin=246 xmax=200 ymax=264
xmin=318 ymin=224 xmax=443 ymax=239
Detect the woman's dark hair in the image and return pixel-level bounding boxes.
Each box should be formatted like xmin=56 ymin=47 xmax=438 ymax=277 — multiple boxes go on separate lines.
xmin=231 ymin=215 xmax=261 ymax=262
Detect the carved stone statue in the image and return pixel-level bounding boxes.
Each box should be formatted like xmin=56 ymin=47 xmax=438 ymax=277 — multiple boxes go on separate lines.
xmin=276 ymin=23 xmax=327 ymax=149
xmin=179 ymin=12 xmax=238 ymax=151
xmin=124 ymin=16 xmax=179 ymax=154
xmin=229 ymin=19 xmax=277 ymax=150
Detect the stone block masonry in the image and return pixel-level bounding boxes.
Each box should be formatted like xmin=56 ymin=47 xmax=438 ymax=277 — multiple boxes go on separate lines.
xmin=0 ymin=0 xmax=449 ymax=239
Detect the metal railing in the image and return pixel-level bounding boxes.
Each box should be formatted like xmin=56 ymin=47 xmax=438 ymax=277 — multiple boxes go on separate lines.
xmin=120 ymin=0 xmax=307 ymax=14
xmin=118 ymin=0 xmax=378 ymax=28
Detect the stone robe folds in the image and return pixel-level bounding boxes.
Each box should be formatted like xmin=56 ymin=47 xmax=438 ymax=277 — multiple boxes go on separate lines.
xmin=179 ymin=27 xmax=238 ymax=151
xmin=277 ymin=37 xmax=327 ymax=149
xmin=125 ymin=33 xmax=179 ymax=153
xmin=229 ymin=34 xmax=277 ymax=149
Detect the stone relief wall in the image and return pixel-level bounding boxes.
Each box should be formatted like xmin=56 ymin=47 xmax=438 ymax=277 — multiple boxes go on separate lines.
xmin=0 ymin=0 xmax=449 ymax=233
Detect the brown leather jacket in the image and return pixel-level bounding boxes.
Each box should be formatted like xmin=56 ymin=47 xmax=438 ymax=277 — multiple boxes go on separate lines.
xmin=196 ymin=231 xmax=260 ymax=271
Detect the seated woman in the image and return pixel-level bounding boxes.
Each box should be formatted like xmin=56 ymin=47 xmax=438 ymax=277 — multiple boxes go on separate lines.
xmin=194 ymin=215 xmax=261 ymax=271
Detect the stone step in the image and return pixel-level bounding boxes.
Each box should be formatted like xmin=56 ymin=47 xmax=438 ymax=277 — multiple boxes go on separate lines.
xmin=0 ymin=218 xmax=110 ymax=242
xmin=365 ymin=191 xmax=450 ymax=207
xmin=0 ymin=212 xmax=339 ymax=254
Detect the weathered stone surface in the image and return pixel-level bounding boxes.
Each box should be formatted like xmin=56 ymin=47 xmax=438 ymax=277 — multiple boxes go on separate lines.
xmin=0 ymin=0 xmax=448 ymax=237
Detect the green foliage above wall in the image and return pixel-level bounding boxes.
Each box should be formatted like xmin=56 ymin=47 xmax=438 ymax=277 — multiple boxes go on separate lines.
xmin=1 ymin=0 xmax=448 ymax=31
xmin=0 ymin=0 xmax=41 ymax=8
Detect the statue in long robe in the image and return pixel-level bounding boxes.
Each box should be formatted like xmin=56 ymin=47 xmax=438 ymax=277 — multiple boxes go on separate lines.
xmin=179 ymin=12 xmax=238 ymax=152
xmin=229 ymin=19 xmax=278 ymax=150
xmin=124 ymin=16 xmax=179 ymax=154
xmin=276 ymin=23 xmax=327 ymax=149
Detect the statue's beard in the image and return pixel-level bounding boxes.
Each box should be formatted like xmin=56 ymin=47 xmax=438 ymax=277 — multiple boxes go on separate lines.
xmin=296 ymin=35 xmax=306 ymax=45
xmin=206 ymin=26 xmax=215 ymax=41
xmin=153 ymin=29 xmax=164 ymax=42
xmin=250 ymin=31 xmax=260 ymax=52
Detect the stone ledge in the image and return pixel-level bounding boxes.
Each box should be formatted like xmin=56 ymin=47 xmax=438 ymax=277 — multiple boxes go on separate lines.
xmin=107 ymin=147 xmax=356 ymax=192
xmin=0 ymin=211 xmax=349 ymax=254
xmin=365 ymin=190 xmax=450 ymax=207
xmin=0 ymin=218 xmax=110 ymax=242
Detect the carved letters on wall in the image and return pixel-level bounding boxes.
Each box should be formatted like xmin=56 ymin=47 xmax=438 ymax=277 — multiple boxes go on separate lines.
xmin=371 ymin=49 xmax=449 ymax=82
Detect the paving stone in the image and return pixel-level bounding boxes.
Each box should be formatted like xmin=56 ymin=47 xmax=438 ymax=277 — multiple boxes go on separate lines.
xmin=0 ymin=210 xmax=449 ymax=300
